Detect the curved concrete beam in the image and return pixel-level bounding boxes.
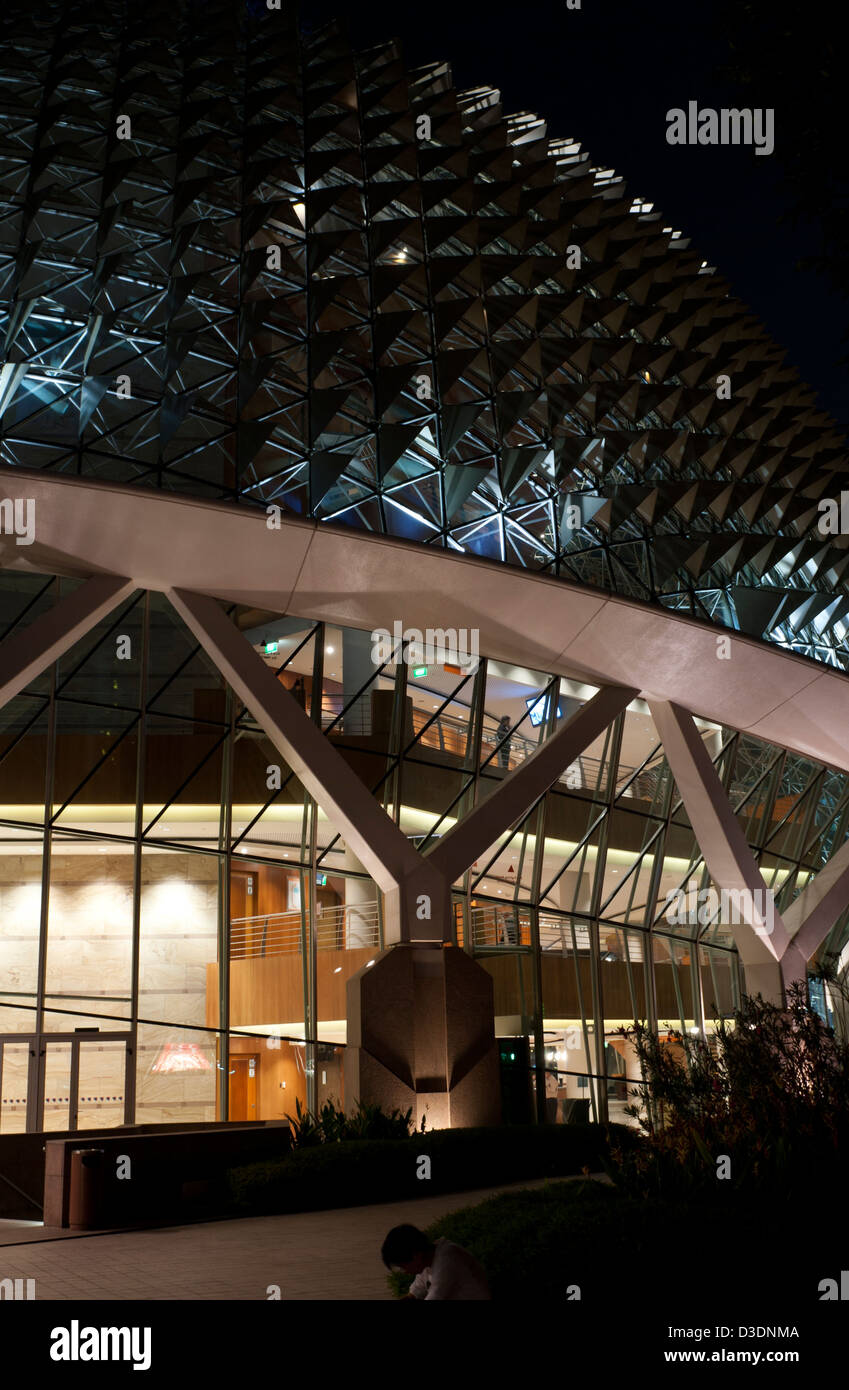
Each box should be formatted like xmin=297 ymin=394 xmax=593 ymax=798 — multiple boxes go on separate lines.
xmin=2 ymin=468 xmax=849 ymax=774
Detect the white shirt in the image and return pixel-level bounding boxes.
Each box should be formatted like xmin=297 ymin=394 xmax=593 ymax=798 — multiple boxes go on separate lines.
xmin=409 ymin=1238 xmax=491 ymax=1301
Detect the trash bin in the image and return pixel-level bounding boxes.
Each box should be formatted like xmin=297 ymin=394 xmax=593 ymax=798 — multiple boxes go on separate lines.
xmin=68 ymin=1148 xmax=105 ymax=1230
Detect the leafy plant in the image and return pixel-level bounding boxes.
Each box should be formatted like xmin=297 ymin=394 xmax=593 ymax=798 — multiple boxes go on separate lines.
xmin=283 ymin=1096 xmax=416 ymax=1147
xmin=610 ymin=983 xmax=849 ymax=1200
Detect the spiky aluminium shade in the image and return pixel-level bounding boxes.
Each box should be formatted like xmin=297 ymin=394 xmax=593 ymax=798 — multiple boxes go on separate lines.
xmin=1 ymin=1 xmax=848 ymax=662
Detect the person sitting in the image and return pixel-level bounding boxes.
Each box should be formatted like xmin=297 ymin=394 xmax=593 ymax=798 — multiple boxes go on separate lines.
xmin=381 ymin=1224 xmax=491 ymax=1300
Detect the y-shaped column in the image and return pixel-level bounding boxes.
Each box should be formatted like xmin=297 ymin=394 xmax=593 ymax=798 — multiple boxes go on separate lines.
xmin=650 ymin=699 xmax=849 ymax=1004
xmin=168 ymin=590 xmax=638 ymax=1125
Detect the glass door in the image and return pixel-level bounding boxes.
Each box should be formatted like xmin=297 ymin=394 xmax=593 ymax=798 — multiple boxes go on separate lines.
xmin=1 ymin=1033 xmax=132 ymax=1131
xmin=0 ymin=1037 xmax=34 ymax=1133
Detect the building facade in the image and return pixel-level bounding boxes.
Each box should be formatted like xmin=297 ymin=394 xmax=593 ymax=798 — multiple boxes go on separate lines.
xmin=1 ymin=1 xmax=849 ymax=1134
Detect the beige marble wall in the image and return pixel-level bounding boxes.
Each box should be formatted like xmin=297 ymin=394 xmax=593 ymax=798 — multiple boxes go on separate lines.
xmin=138 ymin=853 xmax=218 ymax=1123
xmin=0 ymin=853 xmax=43 ymax=1029
xmin=0 ymin=848 xmax=220 ymax=1126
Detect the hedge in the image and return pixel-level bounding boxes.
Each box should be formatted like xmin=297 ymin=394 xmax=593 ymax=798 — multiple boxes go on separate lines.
xmin=227 ymin=1122 xmax=621 ymax=1215
xmin=403 ymin=1177 xmax=849 ymax=1304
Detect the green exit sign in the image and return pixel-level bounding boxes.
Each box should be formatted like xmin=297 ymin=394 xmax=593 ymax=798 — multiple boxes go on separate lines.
xmin=264 ymin=640 xmax=278 ymax=654
xmin=412 ymin=666 xmax=427 ymax=678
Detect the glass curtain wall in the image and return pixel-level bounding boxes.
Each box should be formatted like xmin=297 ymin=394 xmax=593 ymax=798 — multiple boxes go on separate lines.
xmin=2 ymin=572 xmax=848 ymax=1133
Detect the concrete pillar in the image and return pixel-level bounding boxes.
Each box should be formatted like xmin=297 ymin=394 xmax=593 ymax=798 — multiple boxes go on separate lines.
xmin=741 ymin=960 xmax=784 ymax=1004
xmin=344 ymin=944 xmax=501 ymax=1128
xmin=557 ymin=869 xmax=592 ymax=916
xmin=340 ymin=846 xmax=379 ymax=949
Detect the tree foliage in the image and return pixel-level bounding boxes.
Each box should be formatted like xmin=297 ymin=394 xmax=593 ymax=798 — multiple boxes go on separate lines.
xmin=612 ymin=984 xmax=849 ymax=1199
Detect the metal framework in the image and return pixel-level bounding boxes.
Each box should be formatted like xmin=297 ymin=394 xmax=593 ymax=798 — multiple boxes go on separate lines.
xmin=1 ymin=3 xmax=848 ymax=665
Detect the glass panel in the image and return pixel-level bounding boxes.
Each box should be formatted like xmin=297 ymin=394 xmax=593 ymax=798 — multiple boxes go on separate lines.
xmin=654 ymin=934 xmax=694 ymax=1031
xmin=600 ymin=927 xmax=647 ymax=1128
xmin=479 ymin=661 xmax=557 ymax=775
xmin=43 ymin=1041 xmax=72 ymax=1132
xmin=614 ymin=703 xmax=671 ymax=810
xmin=0 ymin=695 xmax=49 ymax=825
xmin=475 ymin=952 xmax=537 ymax=1123
xmin=700 ymin=945 xmax=738 ymax=1020
xmin=146 ymin=592 xmax=226 ymax=720
xmin=0 ymin=1041 xmax=30 ymax=1133
xmin=231 ymin=727 xmax=302 ymax=858
xmin=315 ymin=859 xmax=380 ymax=1055
xmin=55 ymin=593 xmax=144 ymax=707
xmin=138 ymin=846 xmax=221 ymax=1030
xmin=227 ymin=1033 xmax=308 ymax=1122
xmin=51 ymin=700 xmax=139 ymax=833
xmin=226 ymin=854 xmax=310 ymax=1117
xmin=76 ymin=1041 xmax=126 ymax=1129
xmin=136 ymin=1023 xmax=217 ymax=1125
xmin=0 ymin=836 xmax=42 ymax=1032
xmin=143 ymin=710 xmax=225 ymax=847
xmin=44 ymin=839 xmax=134 ymax=1031
xmin=538 ymin=913 xmax=602 ymax=1124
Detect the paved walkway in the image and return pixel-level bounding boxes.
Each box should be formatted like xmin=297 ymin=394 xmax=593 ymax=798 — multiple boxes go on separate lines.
xmin=0 ymin=1177 xmax=596 ymax=1301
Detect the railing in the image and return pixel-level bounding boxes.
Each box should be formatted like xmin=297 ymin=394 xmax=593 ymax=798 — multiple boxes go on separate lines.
xmin=466 ymin=904 xmax=646 ymax=957
xmin=320 ymin=689 xmax=673 ymax=800
xmin=230 ymin=902 xmax=380 ymax=959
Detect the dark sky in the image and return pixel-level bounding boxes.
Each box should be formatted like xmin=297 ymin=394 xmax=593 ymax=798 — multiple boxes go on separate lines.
xmin=304 ymin=0 xmax=848 ymax=433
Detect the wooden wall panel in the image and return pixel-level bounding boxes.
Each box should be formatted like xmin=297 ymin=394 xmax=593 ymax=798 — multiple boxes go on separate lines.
xmin=207 ymin=948 xmax=375 ymax=1029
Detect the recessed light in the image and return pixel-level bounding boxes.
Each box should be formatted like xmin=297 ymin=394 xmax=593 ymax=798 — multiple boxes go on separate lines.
xmin=366 ymin=959 xmax=375 ymax=967
xmin=326 ymin=646 xmax=335 ymax=654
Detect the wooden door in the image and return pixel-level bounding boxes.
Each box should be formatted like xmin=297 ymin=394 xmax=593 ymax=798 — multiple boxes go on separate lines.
xmin=229 ymin=1055 xmax=259 ymax=1121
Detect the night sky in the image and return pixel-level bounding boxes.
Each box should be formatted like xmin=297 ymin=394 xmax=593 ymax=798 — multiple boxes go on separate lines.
xmin=304 ymin=0 xmax=848 ymax=433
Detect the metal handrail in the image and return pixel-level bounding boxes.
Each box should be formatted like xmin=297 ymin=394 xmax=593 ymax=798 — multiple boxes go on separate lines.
xmin=230 ymin=902 xmax=380 ymax=958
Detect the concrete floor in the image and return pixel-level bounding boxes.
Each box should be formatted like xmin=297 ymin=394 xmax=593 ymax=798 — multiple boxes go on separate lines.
xmin=0 ymin=1176 xmax=592 ymax=1300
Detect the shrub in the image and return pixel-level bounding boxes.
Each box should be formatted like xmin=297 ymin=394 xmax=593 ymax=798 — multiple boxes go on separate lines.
xmin=611 ymin=983 xmax=849 ymax=1201
xmin=285 ymin=1097 xmax=418 ymax=1147
xmin=390 ymin=1182 xmax=663 ymax=1301
xmin=395 ymin=1177 xmax=849 ymax=1303
xmin=228 ymin=1123 xmax=616 ymax=1215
